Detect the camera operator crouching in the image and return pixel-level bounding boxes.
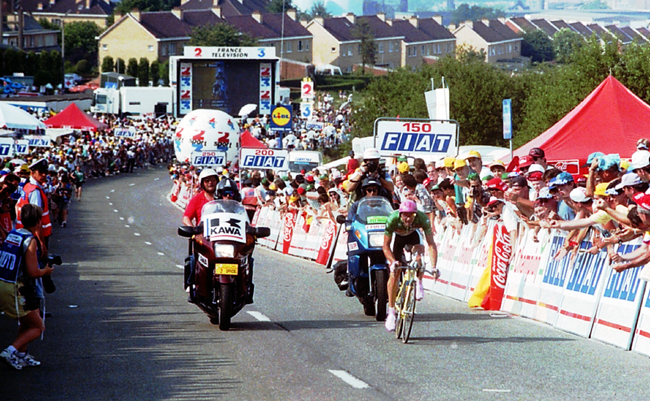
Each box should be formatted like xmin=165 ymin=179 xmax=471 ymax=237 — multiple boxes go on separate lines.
xmin=346 ymin=148 xmax=395 ymax=205
xmin=0 ymin=204 xmax=55 ymax=370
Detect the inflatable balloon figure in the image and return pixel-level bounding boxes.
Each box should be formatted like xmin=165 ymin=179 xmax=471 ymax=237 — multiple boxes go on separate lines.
xmin=174 ymin=109 xmax=240 ymax=165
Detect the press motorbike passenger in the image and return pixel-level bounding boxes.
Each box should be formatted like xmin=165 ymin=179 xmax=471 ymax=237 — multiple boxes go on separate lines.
xmin=347 ymin=148 xmax=394 ymax=203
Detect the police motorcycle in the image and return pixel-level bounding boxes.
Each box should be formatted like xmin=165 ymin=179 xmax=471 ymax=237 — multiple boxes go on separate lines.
xmin=335 ymin=195 xmax=392 ymax=321
xmin=178 ymin=200 xmax=270 ymax=330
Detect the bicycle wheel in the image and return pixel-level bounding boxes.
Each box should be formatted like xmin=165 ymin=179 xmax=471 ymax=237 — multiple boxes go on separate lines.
xmin=402 ymin=281 xmax=416 ymax=344
xmin=394 ymin=282 xmax=405 ymax=340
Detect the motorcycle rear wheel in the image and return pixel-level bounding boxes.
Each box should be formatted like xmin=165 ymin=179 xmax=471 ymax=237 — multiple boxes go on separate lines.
xmin=374 ymin=270 xmax=388 ymax=322
xmin=219 ymin=283 xmax=233 ymax=331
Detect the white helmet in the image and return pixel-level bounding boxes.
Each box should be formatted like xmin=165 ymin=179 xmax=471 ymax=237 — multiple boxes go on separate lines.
xmin=363 ymin=148 xmax=381 ymax=160
xmin=198 ymin=168 xmax=218 ymax=183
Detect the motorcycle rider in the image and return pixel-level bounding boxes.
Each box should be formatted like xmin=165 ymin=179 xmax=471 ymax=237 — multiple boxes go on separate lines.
xmin=382 ymin=199 xmax=438 ymax=332
xmin=216 ymin=176 xmax=242 ymax=202
xmin=182 ymin=168 xmax=218 ymax=227
xmin=347 ymin=148 xmax=394 ymax=203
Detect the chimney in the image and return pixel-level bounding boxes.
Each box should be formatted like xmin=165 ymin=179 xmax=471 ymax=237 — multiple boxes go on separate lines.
xmin=345 ymin=13 xmax=355 ymax=24
xmin=37 ymin=2 xmax=43 ymax=10
xmin=85 ymin=0 xmax=91 ymax=9
xmin=131 ymin=10 xmax=141 ymax=21
xmin=252 ymin=10 xmax=262 ymax=24
xmin=409 ymin=16 xmax=418 ymax=28
xmin=49 ymin=0 xmax=55 ymax=5
xmin=481 ymin=18 xmax=489 ymax=25
xmin=286 ymin=8 xmax=296 ymax=21
xmin=314 ymin=16 xmax=324 ymax=26
xmin=171 ymin=7 xmax=182 ymax=19
xmin=448 ymin=23 xmax=456 ymax=31
xmin=377 ymin=12 xmax=385 ymax=22
xmin=433 ymin=15 xmax=442 ymax=25
xmin=211 ymin=5 xmax=221 ymax=18
xmin=464 ymin=20 xmax=473 ymax=29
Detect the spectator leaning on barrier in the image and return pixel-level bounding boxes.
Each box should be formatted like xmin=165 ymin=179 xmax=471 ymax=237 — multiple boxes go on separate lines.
xmin=548 ymin=172 xmax=577 ymax=221
xmin=608 ymin=193 xmax=650 ymax=273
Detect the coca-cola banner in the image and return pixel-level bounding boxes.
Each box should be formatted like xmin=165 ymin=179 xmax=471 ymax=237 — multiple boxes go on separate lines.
xmin=481 ymin=223 xmax=512 ymax=310
xmin=316 ymin=220 xmax=337 ymax=265
xmin=282 ymin=210 xmax=297 ymax=254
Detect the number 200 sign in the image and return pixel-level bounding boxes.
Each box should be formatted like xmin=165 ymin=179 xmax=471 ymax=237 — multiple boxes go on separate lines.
xmin=240 ymin=148 xmax=289 ymax=171
xmin=374 ymin=119 xmax=458 ymax=158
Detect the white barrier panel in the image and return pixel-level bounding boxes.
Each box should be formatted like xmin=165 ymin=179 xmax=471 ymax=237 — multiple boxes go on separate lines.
xmin=303 ymin=216 xmax=322 ymax=260
xmin=432 ymin=226 xmax=458 ymax=295
xmin=533 ymin=232 xmax=572 ymax=326
xmin=554 ymin=240 xmax=610 ymax=337
xmin=177 ymin=184 xmax=191 ymax=209
xmin=332 ymin=229 xmax=348 ymax=263
xmin=631 ymin=283 xmax=650 ymax=356
xmin=445 ymin=224 xmax=477 ymax=301
xmin=502 ymin=227 xmax=550 ymax=318
xmin=591 ymin=242 xmax=646 ymax=349
xmin=289 ymin=213 xmax=309 ymax=258
xmin=267 ymin=209 xmax=283 ymax=251
xmin=465 ymin=221 xmax=494 ymax=302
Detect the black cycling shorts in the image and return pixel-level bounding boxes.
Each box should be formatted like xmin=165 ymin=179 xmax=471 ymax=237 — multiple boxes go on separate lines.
xmin=392 ymin=230 xmax=421 ymax=267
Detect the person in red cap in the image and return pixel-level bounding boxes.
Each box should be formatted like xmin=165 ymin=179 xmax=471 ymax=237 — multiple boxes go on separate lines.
xmin=529 ymin=148 xmax=548 ymax=170
xmin=518 ymin=155 xmax=534 ymax=175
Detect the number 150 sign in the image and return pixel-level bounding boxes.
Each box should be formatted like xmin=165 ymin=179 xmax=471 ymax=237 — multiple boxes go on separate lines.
xmin=374 ymin=118 xmax=458 ymax=157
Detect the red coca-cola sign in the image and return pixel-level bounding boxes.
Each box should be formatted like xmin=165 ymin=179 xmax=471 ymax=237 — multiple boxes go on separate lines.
xmin=482 ymin=223 xmax=512 ymax=310
xmin=282 ymin=211 xmax=296 ymax=254
xmin=316 ymin=221 xmax=337 ymax=265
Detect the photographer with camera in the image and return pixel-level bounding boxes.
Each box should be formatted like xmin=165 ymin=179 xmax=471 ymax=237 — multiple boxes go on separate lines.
xmin=0 ymin=204 xmax=54 ymax=370
xmin=347 ymin=148 xmax=394 ymax=204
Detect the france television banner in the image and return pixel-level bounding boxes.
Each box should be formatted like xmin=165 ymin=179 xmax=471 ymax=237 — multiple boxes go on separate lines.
xmin=374 ymin=118 xmax=458 ymax=158
xmin=114 ymin=127 xmax=136 ymax=138
xmin=12 ymin=139 xmax=29 ymax=155
xmin=240 ymin=148 xmax=288 ymax=171
xmin=191 ymin=150 xmax=226 ymax=167
xmin=25 ymin=135 xmax=51 ymax=148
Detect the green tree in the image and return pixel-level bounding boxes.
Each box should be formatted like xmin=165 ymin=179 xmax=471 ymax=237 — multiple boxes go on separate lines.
xmin=35 ymin=51 xmax=54 ymax=85
xmin=308 ymin=0 xmax=331 ymax=18
xmin=50 ymin=50 xmax=63 ymax=85
xmin=266 ymin=0 xmax=294 ymax=13
xmin=553 ymin=28 xmax=585 ymax=64
xmin=64 ymin=21 xmax=102 ymax=67
xmin=451 ymin=4 xmax=505 ymax=25
xmin=127 ymin=58 xmax=139 ymax=78
xmin=4 ymin=49 xmax=24 ymax=75
xmin=150 ymin=60 xmax=160 ymax=85
xmin=101 ymin=56 xmax=115 ymax=72
xmin=161 ymin=60 xmax=170 ymax=86
xmin=188 ymin=23 xmax=258 ymax=47
xmin=116 ymin=58 xmax=126 ymax=74
xmin=521 ymin=30 xmax=555 ymax=63
xmin=25 ymin=51 xmax=38 ymax=76
xmin=455 ymin=43 xmax=486 ymax=63
xmin=138 ymin=57 xmax=150 ymax=86
xmin=75 ymin=59 xmax=91 ymax=75
xmin=352 ymin=19 xmax=376 ymax=74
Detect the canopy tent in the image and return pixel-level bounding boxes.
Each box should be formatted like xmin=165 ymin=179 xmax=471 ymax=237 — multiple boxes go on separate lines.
xmin=0 ymin=102 xmax=46 ymax=130
xmin=43 ymin=103 xmax=107 ymax=132
xmin=240 ymin=130 xmax=266 ymax=148
xmin=513 ymin=76 xmax=650 ymax=162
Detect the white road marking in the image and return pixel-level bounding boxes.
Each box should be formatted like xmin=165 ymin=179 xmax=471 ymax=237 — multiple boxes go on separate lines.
xmin=144 ymin=241 xmax=152 ymax=245
xmin=106 ymin=196 xmax=110 ymax=199
xmin=154 ymin=178 xmax=160 ymax=181
xmin=129 ymin=183 xmax=135 ymax=186
xmin=109 ymin=202 xmax=113 ymax=206
xmin=134 ymin=233 xmax=141 ymax=236
xmin=111 ymin=190 xmax=115 ymax=193
xmin=125 ymin=225 xmax=130 ymax=228
xmin=119 ymin=217 xmax=124 ymax=221
xmin=157 ymin=252 xmax=164 ymax=256
xmin=246 ymin=311 xmax=271 ymax=322
xmin=113 ymin=210 xmax=118 ymax=213
xmin=328 ymin=370 xmax=369 ymax=389
xmin=176 ymin=264 xmax=184 ymax=269
xmin=482 ymin=389 xmax=512 ymax=393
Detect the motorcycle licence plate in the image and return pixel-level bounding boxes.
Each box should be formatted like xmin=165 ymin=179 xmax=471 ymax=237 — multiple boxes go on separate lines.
xmin=215 ymin=264 xmax=238 ymax=275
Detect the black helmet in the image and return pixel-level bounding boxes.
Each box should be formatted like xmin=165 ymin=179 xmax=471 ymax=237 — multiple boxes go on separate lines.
xmin=216 ymin=178 xmax=241 ymax=201
xmin=361 ymin=177 xmax=381 ymax=188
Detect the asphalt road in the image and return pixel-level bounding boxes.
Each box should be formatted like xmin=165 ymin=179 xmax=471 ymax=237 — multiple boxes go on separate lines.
xmin=1 ymin=166 xmax=649 ymax=401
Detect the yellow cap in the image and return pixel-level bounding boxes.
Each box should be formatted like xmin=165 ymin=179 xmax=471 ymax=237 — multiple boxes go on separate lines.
xmin=20 ymin=164 xmax=30 ymax=172
xmin=454 ymin=158 xmax=467 ymax=170
xmin=620 ymin=160 xmax=630 ymax=171
xmin=398 ymin=161 xmax=410 ymax=174
xmin=594 ymin=182 xmax=609 ymax=197
xmin=222 ymin=169 xmax=228 ymax=175
xmin=443 ymin=157 xmax=456 ymax=168
xmin=269 ymin=183 xmax=277 ymax=190
xmin=467 ymin=150 xmax=481 ymax=159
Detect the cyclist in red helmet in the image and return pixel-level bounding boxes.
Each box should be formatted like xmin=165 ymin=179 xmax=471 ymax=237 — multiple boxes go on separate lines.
xmin=382 ymin=199 xmax=438 ymax=332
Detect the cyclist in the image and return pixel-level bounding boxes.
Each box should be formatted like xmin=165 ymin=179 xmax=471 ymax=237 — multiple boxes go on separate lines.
xmin=382 ymin=199 xmax=438 ymax=332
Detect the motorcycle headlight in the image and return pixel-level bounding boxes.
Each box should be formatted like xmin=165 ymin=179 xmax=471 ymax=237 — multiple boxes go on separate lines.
xmin=368 ymin=233 xmax=384 ymax=248
xmin=213 ymin=244 xmax=235 ymax=258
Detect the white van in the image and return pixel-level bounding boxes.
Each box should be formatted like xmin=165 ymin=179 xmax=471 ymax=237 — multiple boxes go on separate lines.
xmin=315 ymin=64 xmax=343 ymax=76
xmin=288 ymin=151 xmax=323 ymax=173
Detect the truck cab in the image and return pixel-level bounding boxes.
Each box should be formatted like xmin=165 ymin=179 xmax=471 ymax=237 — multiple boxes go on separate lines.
xmin=288 ymin=151 xmax=323 ymax=174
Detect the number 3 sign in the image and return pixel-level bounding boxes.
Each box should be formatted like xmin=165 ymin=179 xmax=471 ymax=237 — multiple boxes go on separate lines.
xmin=301 ymin=103 xmax=312 ymax=119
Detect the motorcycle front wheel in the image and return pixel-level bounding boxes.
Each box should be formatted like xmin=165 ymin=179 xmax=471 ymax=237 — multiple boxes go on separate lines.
xmin=219 ymin=283 xmax=233 ymax=331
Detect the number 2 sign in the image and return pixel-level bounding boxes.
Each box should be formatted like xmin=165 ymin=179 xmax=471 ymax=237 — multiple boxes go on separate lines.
xmin=301 ymin=81 xmax=314 ymax=100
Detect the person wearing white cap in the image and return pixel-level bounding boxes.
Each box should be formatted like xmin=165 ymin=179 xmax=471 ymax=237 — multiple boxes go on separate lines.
xmin=182 ymin=169 xmax=218 ymax=227
xmin=615 ymin=172 xmax=647 ymax=201
xmin=629 ymin=149 xmax=650 ymax=182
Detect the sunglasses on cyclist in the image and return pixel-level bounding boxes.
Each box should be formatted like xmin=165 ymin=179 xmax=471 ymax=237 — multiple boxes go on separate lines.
xmin=365 ymin=187 xmax=379 ymax=194
xmin=400 ymin=212 xmax=417 ymax=218
xmin=222 ymin=191 xmax=235 ymax=197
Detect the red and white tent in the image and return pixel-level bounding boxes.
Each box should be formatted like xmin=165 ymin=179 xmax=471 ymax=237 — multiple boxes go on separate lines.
xmin=513 ymin=76 xmax=650 ymax=163
xmin=43 ymin=103 xmax=107 ymax=132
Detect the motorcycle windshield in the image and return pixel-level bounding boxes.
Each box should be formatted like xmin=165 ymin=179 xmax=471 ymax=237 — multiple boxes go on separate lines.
xmin=201 ymin=200 xmax=249 ymax=243
xmin=355 ymin=196 xmax=393 ymax=224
